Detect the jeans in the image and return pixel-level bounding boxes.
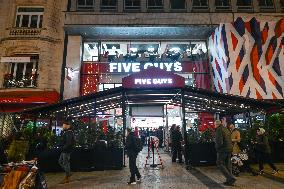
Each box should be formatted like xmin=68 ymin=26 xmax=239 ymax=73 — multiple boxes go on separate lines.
xmin=172 ymin=146 xmax=182 ymax=163
xmin=58 ymin=152 xmax=71 ymax=176
xmin=216 ymin=152 xmax=234 ymax=182
xmin=129 ymin=152 xmax=141 ymax=182
xmin=257 ymin=152 xmax=277 ymax=171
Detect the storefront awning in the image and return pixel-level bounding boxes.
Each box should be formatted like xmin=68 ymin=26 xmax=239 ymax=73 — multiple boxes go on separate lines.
xmin=0 ymin=91 xmax=60 ymax=113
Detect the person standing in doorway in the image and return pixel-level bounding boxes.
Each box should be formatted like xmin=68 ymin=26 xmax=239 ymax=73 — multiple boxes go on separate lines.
xmin=254 ymin=128 xmax=279 ymax=175
xmin=126 ymin=128 xmax=141 ymax=185
xmin=214 ymin=120 xmax=236 ymax=186
xmin=172 ymin=126 xmax=183 ymax=163
xmin=58 ymin=120 xmax=75 ymax=184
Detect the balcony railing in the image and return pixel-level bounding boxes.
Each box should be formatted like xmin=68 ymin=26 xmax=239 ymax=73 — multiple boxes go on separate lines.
xmin=3 ymin=74 xmax=38 ymax=88
xmin=9 ymin=28 xmax=42 ymax=36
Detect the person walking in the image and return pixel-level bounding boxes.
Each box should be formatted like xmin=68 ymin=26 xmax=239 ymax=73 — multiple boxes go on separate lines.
xmin=125 ymin=128 xmax=141 ymax=185
xmin=171 ymin=126 xmax=183 ymax=163
xmin=214 ymin=120 xmax=236 ymax=186
xmin=58 ymin=121 xmax=75 ymax=184
xmin=254 ymin=128 xmax=279 ymax=175
xmin=228 ymin=123 xmax=241 ymax=155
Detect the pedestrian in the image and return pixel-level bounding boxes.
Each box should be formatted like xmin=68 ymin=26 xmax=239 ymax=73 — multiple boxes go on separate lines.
xmin=228 ymin=123 xmax=241 ymax=155
xmin=157 ymin=126 xmax=164 ymax=148
xmin=125 ymin=128 xmax=141 ymax=185
xmin=172 ymin=126 xmax=183 ymax=163
xmin=58 ymin=120 xmax=75 ymax=184
xmin=214 ymin=119 xmax=236 ymax=186
xmin=254 ymin=128 xmax=279 ymax=175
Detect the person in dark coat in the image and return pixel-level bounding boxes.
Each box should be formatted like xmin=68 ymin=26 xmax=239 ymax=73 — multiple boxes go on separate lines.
xmin=156 ymin=127 xmax=164 ymax=148
xmin=125 ymin=128 xmax=141 ymax=185
xmin=171 ymin=126 xmax=183 ymax=163
xmin=215 ymin=119 xmax=236 ymax=186
xmin=58 ymin=121 xmax=75 ymax=184
xmin=254 ymin=128 xmax=279 ymax=175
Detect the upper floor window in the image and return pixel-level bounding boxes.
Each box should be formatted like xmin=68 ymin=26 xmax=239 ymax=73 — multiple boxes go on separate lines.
xmin=192 ymin=0 xmax=208 ymax=8
xmin=15 ymin=7 xmax=44 ymax=28
xmin=170 ymin=0 xmax=186 ymax=10
xmin=215 ymin=0 xmax=231 ymax=7
xmin=237 ymin=0 xmax=252 ymax=7
xmin=77 ymin=0 xmax=94 ymax=10
xmin=124 ymin=0 xmax=141 ymax=10
xmin=101 ymin=0 xmax=117 ymax=10
xmin=147 ymin=0 xmax=164 ymax=10
xmin=4 ymin=55 xmax=39 ymax=88
xmin=258 ymin=0 xmax=274 ymax=7
xmin=281 ymin=0 xmax=284 ymax=8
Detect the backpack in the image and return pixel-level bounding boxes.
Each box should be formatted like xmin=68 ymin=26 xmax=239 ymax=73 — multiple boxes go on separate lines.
xmin=134 ymin=137 xmax=143 ymax=153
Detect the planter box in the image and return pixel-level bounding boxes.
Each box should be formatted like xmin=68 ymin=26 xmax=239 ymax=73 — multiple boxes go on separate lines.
xmin=185 ymin=143 xmax=216 ymax=166
xmin=38 ymin=147 xmax=124 ymax=172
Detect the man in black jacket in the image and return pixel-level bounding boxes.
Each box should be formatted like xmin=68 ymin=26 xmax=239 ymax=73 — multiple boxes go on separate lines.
xmin=171 ymin=126 xmax=183 ymax=163
xmin=215 ymin=119 xmax=236 ymax=186
xmin=58 ymin=121 xmax=74 ymax=184
xmin=125 ymin=128 xmax=141 ymax=185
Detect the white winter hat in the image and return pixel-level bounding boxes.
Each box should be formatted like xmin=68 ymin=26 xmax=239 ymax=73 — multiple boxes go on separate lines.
xmin=258 ymin=128 xmax=265 ymax=135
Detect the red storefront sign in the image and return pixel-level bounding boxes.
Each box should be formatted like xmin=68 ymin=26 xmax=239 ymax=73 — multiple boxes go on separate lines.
xmin=0 ymin=91 xmax=60 ymax=112
xmin=122 ymin=67 xmax=185 ymax=89
xmin=81 ymin=61 xmax=210 ymax=74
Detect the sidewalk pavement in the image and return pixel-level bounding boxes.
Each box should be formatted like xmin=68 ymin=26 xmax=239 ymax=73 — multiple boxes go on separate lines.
xmin=45 ymin=148 xmax=284 ymax=189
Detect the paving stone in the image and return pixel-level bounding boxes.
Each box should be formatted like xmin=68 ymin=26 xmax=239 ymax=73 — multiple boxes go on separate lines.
xmin=46 ymin=148 xmax=284 ymax=189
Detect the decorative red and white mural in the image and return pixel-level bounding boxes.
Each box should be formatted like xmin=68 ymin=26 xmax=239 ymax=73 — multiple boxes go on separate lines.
xmin=209 ymin=17 xmax=284 ymax=99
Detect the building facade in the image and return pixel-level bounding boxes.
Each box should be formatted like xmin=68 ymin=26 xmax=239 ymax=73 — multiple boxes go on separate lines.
xmin=63 ymin=0 xmax=284 ymax=100
xmin=0 ymin=0 xmax=67 ymax=112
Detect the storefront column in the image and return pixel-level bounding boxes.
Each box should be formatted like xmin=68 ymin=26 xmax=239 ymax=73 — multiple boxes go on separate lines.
xmin=141 ymin=0 xmax=147 ymax=12
xmin=274 ymin=0 xmax=283 ymax=12
xmin=118 ymin=0 xmax=124 ymax=12
xmin=186 ymin=0 xmax=193 ymax=12
xmin=63 ymin=36 xmax=82 ymax=100
xmin=164 ymin=0 xmax=170 ymax=12
xmin=209 ymin=0 xmax=215 ymax=12
xmin=231 ymin=0 xmax=237 ymax=12
xmin=94 ymin=0 xmax=100 ymax=12
xmin=122 ymin=90 xmax=127 ymax=166
xmin=252 ymin=0 xmax=260 ymax=12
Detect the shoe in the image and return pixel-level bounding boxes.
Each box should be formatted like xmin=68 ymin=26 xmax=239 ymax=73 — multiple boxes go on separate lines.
xmin=272 ymin=170 xmax=279 ymax=175
xmin=223 ymin=178 xmax=236 ymax=186
xmin=137 ymin=177 xmax=141 ymax=182
xmin=127 ymin=181 xmax=136 ymax=185
xmin=223 ymin=181 xmax=234 ymax=186
xmin=59 ymin=176 xmax=70 ymax=184
xmin=259 ymin=170 xmax=264 ymax=175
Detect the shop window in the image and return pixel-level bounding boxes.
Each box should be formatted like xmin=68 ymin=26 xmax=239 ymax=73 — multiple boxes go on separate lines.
xmin=190 ymin=42 xmax=208 ymax=61
xmin=164 ymin=43 xmax=191 ymax=62
xmin=77 ymin=0 xmax=94 ymax=10
xmin=192 ymin=0 xmax=208 ymax=9
xmin=124 ymin=0 xmax=141 ymax=10
xmin=4 ymin=55 xmax=39 ymax=88
xmin=128 ymin=43 xmax=160 ymax=62
xmin=101 ymin=0 xmax=117 ymax=10
xmin=281 ymin=0 xmax=284 ymax=9
xmin=258 ymin=0 xmax=274 ymax=7
xmin=215 ymin=0 xmax=231 ymax=10
xmin=147 ymin=0 xmax=163 ymax=10
xmin=170 ymin=0 xmax=186 ymax=10
xmin=83 ymin=42 xmax=99 ymax=61
xmin=15 ymin=7 xmax=44 ymax=28
xmin=101 ymin=43 xmax=126 ymax=62
xmin=99 ymin=83 xmax=121 ymax=91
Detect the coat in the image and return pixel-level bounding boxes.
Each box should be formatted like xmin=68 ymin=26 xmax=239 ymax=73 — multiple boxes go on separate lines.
xmin=215 ymin=125 xmax=233 ymax=153
xmin=255 ymin=135 xmax=271 ymax=154
xmin=61 ymin=129 xmax=75 ymax=153
xmin=231 ymin=129 xmax=241 ymax=154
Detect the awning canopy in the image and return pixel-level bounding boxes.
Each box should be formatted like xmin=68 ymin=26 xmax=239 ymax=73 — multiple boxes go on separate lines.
xmin=0 ymin=91 xmax=60 ymax=113
xmin=20 ymin=86 xmax=281 ymax=118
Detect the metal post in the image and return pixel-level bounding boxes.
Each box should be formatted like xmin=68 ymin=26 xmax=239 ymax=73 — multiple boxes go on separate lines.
xmin=181 ymin=89 xmax=189 ymax=167
xmin=165 ymin=104 xmax=169 ymax=152
xmin=122 ymin=90 xmax=127 ymax=167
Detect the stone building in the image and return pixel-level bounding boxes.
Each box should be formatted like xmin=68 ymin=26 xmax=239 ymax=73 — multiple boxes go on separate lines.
xmin=0 ymin=0 xmax=67 ymax=113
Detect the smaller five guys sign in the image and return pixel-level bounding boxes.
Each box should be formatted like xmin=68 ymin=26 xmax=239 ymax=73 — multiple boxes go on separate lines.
xmin=122 ymin=67 xmax=185 ymax=89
